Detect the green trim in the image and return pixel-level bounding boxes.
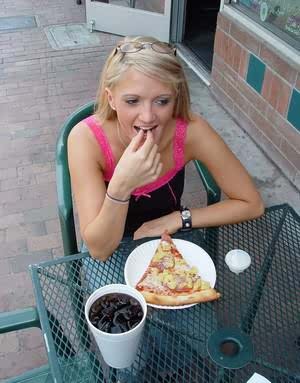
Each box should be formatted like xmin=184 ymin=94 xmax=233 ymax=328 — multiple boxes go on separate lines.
xmin=0 ymin=307 xmax=40 ymax=334
xmin=4 ymin=364 xmax=53 ymax=383
xmin=246 ymin=54 xmax=266 ymax=94
xmin=29 ymin=265 xmax=63 ymax=382
xmin=193 ymin=160 xmax=221 ymax=205
xmin=287 ymin=88 xmax=300 ymax=131
xmin=56 ymin=101 xmax=95 ymax=256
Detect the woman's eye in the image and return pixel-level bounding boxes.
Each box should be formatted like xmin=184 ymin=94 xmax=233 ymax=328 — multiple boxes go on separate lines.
xmin=156 ymin=99 xmax=170 ymax=105
xmin=125 ymin=99 xmax=138 ymax=105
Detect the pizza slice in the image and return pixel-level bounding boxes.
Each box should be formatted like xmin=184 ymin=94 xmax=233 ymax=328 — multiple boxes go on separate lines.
xmin=135 ymin=231 xmax=221 ymax=306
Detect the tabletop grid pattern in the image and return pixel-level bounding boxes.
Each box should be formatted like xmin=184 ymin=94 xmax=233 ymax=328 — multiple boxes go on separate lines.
xmin=211 ymin=207 xmax=300 ymax=382
xmin=31 ymin=205 xmax=300 ymax=383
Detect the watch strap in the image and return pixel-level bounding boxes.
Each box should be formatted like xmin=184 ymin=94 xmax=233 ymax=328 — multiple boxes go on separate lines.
xmin=180 ymin=206 xmax=192 ymax=231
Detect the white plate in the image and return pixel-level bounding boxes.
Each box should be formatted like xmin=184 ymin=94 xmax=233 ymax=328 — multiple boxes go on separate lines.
xmin=124 ymin=239 xmax=217 ymax=310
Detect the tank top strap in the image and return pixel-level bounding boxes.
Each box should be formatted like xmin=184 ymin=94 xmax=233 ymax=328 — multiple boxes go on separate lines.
xmin=173 ymin=118 xmax=188 ymax=169
xmin=83 ymin=116 xmax=115 ymax=180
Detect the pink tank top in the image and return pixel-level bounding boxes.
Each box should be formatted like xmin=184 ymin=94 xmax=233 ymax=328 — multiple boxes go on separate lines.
xmin=84 ymin=116 xmax=187 ymax=197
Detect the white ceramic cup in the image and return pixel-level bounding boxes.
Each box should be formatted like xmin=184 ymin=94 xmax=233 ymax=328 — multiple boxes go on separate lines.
xmin=225 ymin=249 xmax=251 ymax=274
xmin=85 ymin=284 xmax=147 ymax=369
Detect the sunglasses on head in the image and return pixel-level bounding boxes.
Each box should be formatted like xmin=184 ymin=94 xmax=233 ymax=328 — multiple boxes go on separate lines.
xmin=114 ymin=41 xmax=176 ymax=56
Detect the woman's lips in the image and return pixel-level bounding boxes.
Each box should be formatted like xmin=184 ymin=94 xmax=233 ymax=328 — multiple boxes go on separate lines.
xmin=134 ymin=125 xmax=158 ymax=134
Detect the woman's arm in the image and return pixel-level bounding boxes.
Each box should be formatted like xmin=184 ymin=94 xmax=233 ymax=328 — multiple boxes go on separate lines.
xmin=68 ymin=124 xmax=162 ymax=260
xmin=186 ymin=114 xmax=264 ymax=227
xmin=68 ymin=123 xmax=128 ymax=260
xmin=133 ymin=115 xmax=264 ymax=239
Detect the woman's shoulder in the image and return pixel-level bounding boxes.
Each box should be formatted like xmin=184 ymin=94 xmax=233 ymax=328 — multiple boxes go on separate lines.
xmin=187 ymin=112 xmax=210 ymax=128
xmin=69 ymin=115 xmax=93 ymax=138
xmin=68 ymin=115 xmax=106 ymax=146
xmin=185 ymin=113 xmax=215 ymax=139
xmin=184 ymin=113 xmax=222 ymax=161
xmin=68 ymin=116 xmax=106 ymax=160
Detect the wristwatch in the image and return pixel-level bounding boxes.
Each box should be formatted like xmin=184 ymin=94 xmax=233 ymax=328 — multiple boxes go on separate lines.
xmin=180 ymin=206 xmax=192 ymax=231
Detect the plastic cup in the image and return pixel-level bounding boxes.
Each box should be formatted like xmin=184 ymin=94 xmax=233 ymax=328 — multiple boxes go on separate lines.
xmin=85 ymin=284 xmax=147 ymax=369
xmin=225 ymin=249 xmax=251 ymax=274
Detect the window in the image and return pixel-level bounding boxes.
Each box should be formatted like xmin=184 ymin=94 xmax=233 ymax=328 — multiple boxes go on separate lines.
xmin=231 ymin=0 xmax=300 ymax=50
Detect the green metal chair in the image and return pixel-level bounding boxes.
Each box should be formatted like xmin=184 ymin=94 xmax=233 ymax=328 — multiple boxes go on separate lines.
xmin=0 ymin=101 xmax=220 ymax=382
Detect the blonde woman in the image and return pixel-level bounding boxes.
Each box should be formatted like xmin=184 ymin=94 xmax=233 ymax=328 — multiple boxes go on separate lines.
xmin=68 ymin=36 xmax=264 ymax=261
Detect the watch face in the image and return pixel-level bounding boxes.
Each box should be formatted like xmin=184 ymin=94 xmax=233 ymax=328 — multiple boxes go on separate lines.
xmin=182 ymin=210 xmax=191 ymax=219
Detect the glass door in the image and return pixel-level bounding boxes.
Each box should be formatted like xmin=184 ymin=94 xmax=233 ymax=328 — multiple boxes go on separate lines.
xmin=86 ymin=0 xmax=172 ymax=42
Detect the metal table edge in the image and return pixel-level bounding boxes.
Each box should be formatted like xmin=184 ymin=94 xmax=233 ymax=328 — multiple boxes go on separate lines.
xmin=30 ymin=252 xmax=89 ymax=270
xmin=29 ymin=265 xmax=64 ymax=383
xmin=266 ymin=203 xmax=299 ymax=221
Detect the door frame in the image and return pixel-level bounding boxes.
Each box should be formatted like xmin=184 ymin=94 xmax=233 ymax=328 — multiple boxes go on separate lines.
xmin=170 ymin=0 xmax=225 ymax=43
xmin=170 ymin=0 xmax=186 ymax=42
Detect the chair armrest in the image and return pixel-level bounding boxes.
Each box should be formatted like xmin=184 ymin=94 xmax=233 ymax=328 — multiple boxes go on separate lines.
xmin=193 ymin=160 xmax=221 ymax=205
xmin=0 ymin=307 xmax=40 ymax=334
xmin=5 ymin=364 xmax=53 ymax=383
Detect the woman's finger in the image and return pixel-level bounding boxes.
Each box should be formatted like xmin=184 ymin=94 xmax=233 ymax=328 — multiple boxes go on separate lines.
xmin=128 ymin=129 xmax=144 ymax=151
xmin=138 ymin=130 xmax=155 ymax=157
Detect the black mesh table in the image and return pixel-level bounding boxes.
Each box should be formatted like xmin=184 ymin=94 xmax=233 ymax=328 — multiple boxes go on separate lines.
xmin=30 ymin=204 xmax=300 ymax=383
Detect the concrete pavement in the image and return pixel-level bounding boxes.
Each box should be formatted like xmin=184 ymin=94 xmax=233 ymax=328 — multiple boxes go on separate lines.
xmin=0 ymin=0 xmax=299 ymax=379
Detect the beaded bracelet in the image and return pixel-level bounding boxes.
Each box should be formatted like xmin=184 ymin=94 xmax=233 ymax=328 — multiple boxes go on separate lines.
xmin=106 ymin=191 xmax=130 ymax=205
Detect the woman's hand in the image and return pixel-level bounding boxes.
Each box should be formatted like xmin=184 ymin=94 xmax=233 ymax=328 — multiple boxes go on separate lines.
xmin=133 ymin=211 xmax=181 ymax=240
xmin=109 ymin=130 xmax=163 ymax=197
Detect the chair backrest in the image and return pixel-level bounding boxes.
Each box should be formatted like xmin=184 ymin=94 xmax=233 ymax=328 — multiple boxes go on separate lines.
xmin=56 ymin=101 xmax=95 ymax=256
xmin=193 ymin=160 xmax=220 ymax=206
xmin=56 ymin=102 xmax=220 ymax=256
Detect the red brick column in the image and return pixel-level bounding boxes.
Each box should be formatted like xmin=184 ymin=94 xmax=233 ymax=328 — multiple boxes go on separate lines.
xmin=211 ymin=12 xmax=300 ymax=191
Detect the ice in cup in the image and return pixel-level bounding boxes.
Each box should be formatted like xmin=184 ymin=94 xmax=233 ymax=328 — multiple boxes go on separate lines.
xmin=85 ymin=284 xmax=147 ymax=369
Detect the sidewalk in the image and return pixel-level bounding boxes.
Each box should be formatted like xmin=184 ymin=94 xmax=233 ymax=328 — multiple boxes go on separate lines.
xmin=0 ymin=0 xmax=299 ymax=379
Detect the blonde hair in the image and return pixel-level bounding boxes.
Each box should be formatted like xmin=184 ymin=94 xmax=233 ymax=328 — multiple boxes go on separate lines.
xmin=95 ymin=36 xmax=192 ymax=122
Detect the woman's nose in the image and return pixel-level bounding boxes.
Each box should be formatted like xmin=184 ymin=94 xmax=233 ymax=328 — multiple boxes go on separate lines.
xmin=139 ymin=103 xmax=155 ymax=123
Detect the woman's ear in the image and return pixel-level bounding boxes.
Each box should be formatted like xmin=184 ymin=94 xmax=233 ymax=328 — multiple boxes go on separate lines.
xmin=105 ymin=87 xmax=116 ymax=110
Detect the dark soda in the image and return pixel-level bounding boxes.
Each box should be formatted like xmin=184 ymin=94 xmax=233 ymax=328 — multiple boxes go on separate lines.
xmin=89 ymin=293 xmax=143 ymax=334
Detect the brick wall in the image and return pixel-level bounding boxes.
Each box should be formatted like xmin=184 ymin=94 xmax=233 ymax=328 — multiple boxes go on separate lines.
xmin=211 ymin=12 xmax=300 ymax=191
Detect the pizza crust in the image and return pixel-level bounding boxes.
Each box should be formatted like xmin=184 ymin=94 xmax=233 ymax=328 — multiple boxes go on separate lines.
xmin=139 ymin=288 xmax=221 ymax=306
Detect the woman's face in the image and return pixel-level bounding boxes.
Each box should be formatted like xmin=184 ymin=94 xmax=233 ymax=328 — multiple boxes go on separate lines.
xmin=106 ymin=67 xmax=176 ymax=145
